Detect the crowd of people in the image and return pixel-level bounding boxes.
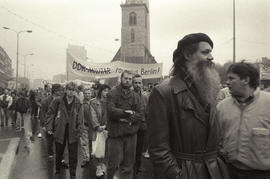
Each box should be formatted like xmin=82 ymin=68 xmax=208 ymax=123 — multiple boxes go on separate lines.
xmin=0 ymin=87 xmax=44 ymax=136
xmin=0 ymin=73 xmax=152 ymax=179
xmin=43 ymin=73 xmax=152 ymax=179
xmin=1 ymin=32 xmax=270 ymax=179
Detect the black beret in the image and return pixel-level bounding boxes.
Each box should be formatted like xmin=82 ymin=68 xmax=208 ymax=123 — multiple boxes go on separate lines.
xmin=51 ymin=84 xmax=62 ymax=92
xmin=173 ymin=33 xmax=213 ymax=62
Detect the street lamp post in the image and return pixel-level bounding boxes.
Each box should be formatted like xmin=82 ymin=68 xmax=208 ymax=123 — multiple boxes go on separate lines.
xmin=27 ymin=64 xmax=34 ymax=79
xmin=233 ymin=0 xmax=236 ymax=63
xmin=23 ymin=53 xmax=34 ymax=88
xmin=3 ymin=26 xmax=32 ymax=90
xmin=27 ymin=64 xmax=34 ymax=89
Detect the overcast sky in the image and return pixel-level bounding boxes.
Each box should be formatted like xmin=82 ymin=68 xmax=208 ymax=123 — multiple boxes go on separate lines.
xmin=0 ymin=0 xmax=269 ymax=80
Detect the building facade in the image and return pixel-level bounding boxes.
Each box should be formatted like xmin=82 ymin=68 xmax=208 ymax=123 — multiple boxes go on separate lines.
xmin=112 ymin=0 xmax=156 ymax=64
xmin=0 ymin=46 xmax=13 ymax=88
xmin=32 ymin=78 xmax=45 ymax=89
xmin=67 ymin=44 xmax=87 ymax=60
xmin=52 ymin=73 xmax=67 ymax=83
xmin=110 ymin=0 xmax=161 ymax=86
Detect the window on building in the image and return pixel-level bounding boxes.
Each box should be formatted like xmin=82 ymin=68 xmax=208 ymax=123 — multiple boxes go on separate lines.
xmin=131 ymin=29 xmax=135 ymax=43
xmin=129 ymin=12 xmax=137 ymax=26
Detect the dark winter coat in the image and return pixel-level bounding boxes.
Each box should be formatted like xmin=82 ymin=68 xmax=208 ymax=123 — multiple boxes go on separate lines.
xmin=107 ymin=85 xmax=143 ymax=138
xmin=14 ymin=96 xmax=30 ymax=113
xmin=40 ymin=96 xmax=54 ymax=127
xmin=46 ymin=95 xmax=83 ymax=144
xmin=148 ymin=76 xmax=229 ymax=179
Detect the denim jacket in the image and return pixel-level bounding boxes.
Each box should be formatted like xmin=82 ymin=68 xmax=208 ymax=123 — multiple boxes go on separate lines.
xmin=217 ymin=88 xmax=270 ymax=170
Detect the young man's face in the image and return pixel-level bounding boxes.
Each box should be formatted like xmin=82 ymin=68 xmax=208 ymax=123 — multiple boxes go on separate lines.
xmin=101 ymin=88 xmax=110 ymax=99
xmin=66 ymin=88 xmax=75 ymax=97
xmin=132 ymin=77 xmax=143 ymax=92
xmin=84 ymin=89 xmax=92 ymax=100
xmin=54 ymin=89 xmax=62 ymax=97
xmin=121 ymin=73 xmax=133 ymax=89
xmin=226 ymin=72 xmax=246 ymax=96
xmin=187 ymin=42 xmax=213 ymax=65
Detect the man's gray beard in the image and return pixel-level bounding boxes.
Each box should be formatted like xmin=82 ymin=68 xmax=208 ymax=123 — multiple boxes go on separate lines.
xmin=187 ymin=60 xmax=221 ymax=105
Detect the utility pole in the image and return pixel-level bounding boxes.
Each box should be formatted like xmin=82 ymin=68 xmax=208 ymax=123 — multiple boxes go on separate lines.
xmin=233 ymin=0 xmax=236 ymax=63
xmin=3 ymin=27 xmax=32 ymax=90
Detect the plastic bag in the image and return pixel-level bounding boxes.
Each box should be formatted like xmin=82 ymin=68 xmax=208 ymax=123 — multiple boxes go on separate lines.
xmin=92 ymin=130 xmax=108 ymax=158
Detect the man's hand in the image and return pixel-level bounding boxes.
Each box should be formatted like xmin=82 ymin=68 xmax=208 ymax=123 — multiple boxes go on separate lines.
xmin=47 ymin=130 xmax=53 ymax=135
xmin=124 ymin=110 xmax=135 ymax=115
xmin=97 ymin=126 xmax=105 ymax=132
xmin=100 ymin=125 xmax=106 ymax=130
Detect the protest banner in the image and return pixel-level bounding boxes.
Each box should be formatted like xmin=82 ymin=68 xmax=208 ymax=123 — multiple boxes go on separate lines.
xmin=67 ymin=51 xmax=163 ymax=80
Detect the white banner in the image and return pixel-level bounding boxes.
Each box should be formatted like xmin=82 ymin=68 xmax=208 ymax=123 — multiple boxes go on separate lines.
xmin=67 ymin=52 xmax=163 ymax=80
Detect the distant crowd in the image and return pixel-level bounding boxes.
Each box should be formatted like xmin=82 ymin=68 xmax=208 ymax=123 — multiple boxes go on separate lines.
xmin=0 ymin=76 xmax=154 ymax=179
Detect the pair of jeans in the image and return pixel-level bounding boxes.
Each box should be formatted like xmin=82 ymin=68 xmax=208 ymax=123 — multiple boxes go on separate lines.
xmin=31 ymin=116 xmax=38 ymax=135
xmin=10 ymin=109 xmax=17 ymax=125
xmin=0 ymin=108 xmax=9 ymax=126
xmin=107 ymin=134 xmax=137 ymax=179
xmin=135 ymin=128 xmax=146 ymax=174
xmin=16 ymin=112 xmax=25 ymax=129
xmin=79 ymin=125 xmax=89 ymax=162
xmin=46 ymin=132 xmax=54 ymax=156
xmin=55 ymin=124 xmax=78 ymax=178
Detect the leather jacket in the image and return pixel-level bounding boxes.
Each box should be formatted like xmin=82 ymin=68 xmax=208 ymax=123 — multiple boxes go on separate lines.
xmin=148 ymin=76 xmax=229 ymax=179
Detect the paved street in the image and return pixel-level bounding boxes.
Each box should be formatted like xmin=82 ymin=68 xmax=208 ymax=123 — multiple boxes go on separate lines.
xmin=0 ymin=119 xmax=21 ymax=179
xmin=0 ymin=114 xmax=154 ymax=179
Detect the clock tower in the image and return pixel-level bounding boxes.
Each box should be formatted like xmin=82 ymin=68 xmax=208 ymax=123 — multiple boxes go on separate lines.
xmin=112 ymin=0 xmax=156 ymax=64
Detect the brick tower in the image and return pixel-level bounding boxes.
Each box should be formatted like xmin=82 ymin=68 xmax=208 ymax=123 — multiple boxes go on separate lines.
xmin=112 ymin=0 xmax=156 ymax=64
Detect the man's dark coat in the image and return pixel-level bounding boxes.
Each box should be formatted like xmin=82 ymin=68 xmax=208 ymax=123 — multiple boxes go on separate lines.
xmin=148 ymin=76 xmax=229 ymax=179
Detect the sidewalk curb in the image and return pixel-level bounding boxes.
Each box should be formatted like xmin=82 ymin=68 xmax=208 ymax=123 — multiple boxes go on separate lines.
xmin=0 ymin=137 xmax=20 ymax=179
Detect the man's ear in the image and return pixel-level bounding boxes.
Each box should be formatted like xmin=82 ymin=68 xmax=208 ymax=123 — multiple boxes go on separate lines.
xmin=242 ymin=76 xmax=250 ymax=85
xmin=183 ymin=51 xmax=191 ymax=61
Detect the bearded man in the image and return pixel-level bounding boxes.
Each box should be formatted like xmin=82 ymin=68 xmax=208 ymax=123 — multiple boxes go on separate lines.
xmin=107 ymin=70 xmax=143 ymax=179
xmin=148 ymin=33 xmax=229 ymax=179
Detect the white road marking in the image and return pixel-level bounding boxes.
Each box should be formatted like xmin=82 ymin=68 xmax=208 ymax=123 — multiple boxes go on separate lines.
xmin=0 ymin=137 xmax=20 ymax=179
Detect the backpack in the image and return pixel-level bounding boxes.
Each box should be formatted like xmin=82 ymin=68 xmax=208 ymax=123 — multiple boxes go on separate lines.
xmin=16 ymin=97 xmax=29 ymax=113
xmin=1 ymin=95 xmax=9 ymax=108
